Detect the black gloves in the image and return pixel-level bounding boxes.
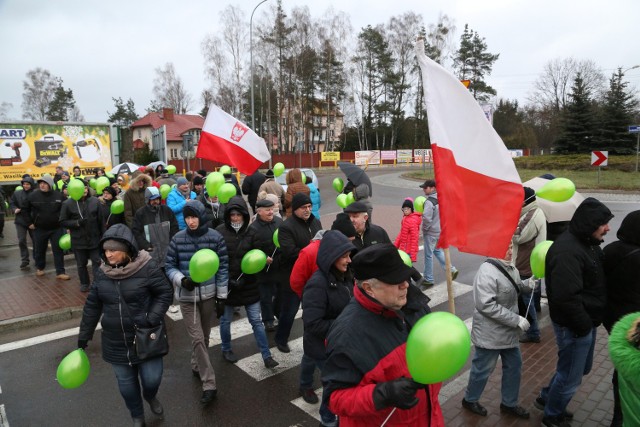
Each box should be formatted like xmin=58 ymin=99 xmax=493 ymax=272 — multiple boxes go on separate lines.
xmin=77 ymin=218 xmax=88 ymax=227
xmin=215 ymin=298 xmax=225 ymax=319
xmin=372 ymin=377 xmax=421 ymax=410
xmin=181 ymin=277 xmax=199 ymax=291
xmin=78 ymin=339 xmax=88 ymax=349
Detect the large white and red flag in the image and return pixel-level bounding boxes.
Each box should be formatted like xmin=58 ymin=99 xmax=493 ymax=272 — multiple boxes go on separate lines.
xmin=196 ymin=104 xmax=271 ymax=175
xmin=415 ymin=38 xmax=522 ymax=258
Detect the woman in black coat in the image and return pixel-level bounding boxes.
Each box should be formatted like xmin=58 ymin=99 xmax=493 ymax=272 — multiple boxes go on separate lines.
xmin=78 ymin=224 xmax=173 ymax=427
xmin=301 ymin=230 xmax=357 ymax=426
xmin=216 ymin=196 xmax=279 ymax=368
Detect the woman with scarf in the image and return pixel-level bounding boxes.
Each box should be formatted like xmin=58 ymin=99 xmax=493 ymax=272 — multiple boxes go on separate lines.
xmin=78 ymin=224 xmax=173 ymax=426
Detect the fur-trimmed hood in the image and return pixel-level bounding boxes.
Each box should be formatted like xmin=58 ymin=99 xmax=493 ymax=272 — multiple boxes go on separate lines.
xmin=128 ymin=173 xmax=152 ymax=191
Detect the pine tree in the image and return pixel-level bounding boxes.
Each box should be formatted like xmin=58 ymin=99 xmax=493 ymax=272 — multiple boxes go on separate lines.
xmin=598 ymin=68 xmax=639 ymax=152
xmin=453 ymin=24 xmax=499 ymax=102
xmin=46 ymin=84 xmax=78 ymax=121
xmin=107 ymin=97 xmax=139 ymax=126
xmin=554 ymin=73 xmax=597 ymax=153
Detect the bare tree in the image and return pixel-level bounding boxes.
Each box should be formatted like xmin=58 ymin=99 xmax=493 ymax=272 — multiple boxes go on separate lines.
xmin=0 ymin=102 xmax=14 ymax=120
xmin=22 ymin=67 xmax=62 ymax=120
xmin=426 ymin=13 xmax=456 ymax=66
xmin=386 ymin=11 xmax=424 ymax=149
xmin=220 ymin=5 xmax=248 ymax=117
xmin=152 ymin=62 xmax=192 ymax=114
xmin=528 ymin=58 xmax=605 ymax=111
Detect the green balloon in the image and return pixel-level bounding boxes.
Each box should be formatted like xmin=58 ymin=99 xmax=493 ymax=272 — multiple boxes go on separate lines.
xmin=273 ymin=162 xmax=285 ymax=177
xmin=160 ymin=184 xmax=171 ymax=200
xmin=536 ymin=178 xmax=575 ymax=202
xmin=59 ymin=234 xmax=71 ymax=250
xmin=68 ymin=178 xmax=85 ymax=201
xmin=273 ymin=229 xmax=280 ymax=248
xmin=336 ymin=194 xmax=348 ymax=208
xmin=89 ymin=178 xmax=97 ymax=189
xmin=346 ymin=192 xmax=355 ymax=205
xmin=205 ymin=172 xmax=225 ymax=197
xmin=189 ymin=249 xmax=220 ymax=283
xmin=398 ymin=249 xmax=412 ymax=267
xmin=110 ymin=200 xmax=124 ymax=215
xmin=332 ymin=177 xmax=344 ymax=193
xmin=166 ymin=165 xmax=177 ymax=175
xmin=530 ymin=240 xmax=553 ymax=278
xmin=106 ymin=173 xmax=115 ymax=179
xmin=241 ymin=249 xmax=267 ymax=274
xmin=57 ymin=349 xmax=90 ymax=389
xmin=406 ymin=312 xmax=471 ymax=384
xmin=15 ymin=186 xmax=23 ymax=192
xmin=96 ymin=176 xmax=110 ymax=193
xmin=414 ymin=196 xmax=427 ymax=213
xmin=217 ymin=183 xmax=236 ymax=203
xmin=219 ymin=165 xmax=231 ymax=175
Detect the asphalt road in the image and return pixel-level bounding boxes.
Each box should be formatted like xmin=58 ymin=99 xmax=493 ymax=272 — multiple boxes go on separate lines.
xmin=0 ymin=166 xmax=636 ymax=426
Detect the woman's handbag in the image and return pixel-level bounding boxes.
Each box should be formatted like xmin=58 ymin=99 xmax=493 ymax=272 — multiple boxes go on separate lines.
xmin=133 ymin=322 xmax=169 ymax=360
xmin=116 ymin=282 xmax=169 ymax=360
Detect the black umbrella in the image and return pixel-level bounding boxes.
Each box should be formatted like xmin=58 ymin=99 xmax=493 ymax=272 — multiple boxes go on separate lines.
xmin=338 ymin=162 xmax=372 ymax=196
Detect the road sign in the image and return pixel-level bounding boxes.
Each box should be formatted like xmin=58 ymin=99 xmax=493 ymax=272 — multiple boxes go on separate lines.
xmin=591 ymin=151 xmax=608 ymax=167
xmin=628 ymin=125 xmax=640 ymax=133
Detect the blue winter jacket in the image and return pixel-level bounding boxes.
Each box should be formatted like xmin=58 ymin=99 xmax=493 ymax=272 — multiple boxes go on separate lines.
xmin=307 ymin=182 xmax=321 ymax=219
xmin=167 ymin=187 xmax=197 ymax=230
xmin=165 ymin=200 xmax=229 ymax=303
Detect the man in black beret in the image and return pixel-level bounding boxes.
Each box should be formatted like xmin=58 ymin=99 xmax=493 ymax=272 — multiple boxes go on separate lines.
xmin=249 ymin=197 xmax=283 ymax=332
xmin=322 ymin=243 xmax=443 ymax=425
xmin=344 ymin=201 xmax=391 ymax=250
xmin=275 ymin=192 xmax=321 ymax=353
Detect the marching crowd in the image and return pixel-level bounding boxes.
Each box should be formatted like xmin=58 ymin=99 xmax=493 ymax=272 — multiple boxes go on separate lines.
xmin=6 ymin=165 xmax=640 ymax=426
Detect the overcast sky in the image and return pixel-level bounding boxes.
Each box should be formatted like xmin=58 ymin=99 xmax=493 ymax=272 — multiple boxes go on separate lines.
xmin=1 ymin=0 xmax=638 ymax=123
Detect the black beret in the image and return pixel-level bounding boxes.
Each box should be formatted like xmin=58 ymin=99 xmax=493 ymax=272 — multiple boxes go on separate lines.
xmin=352 ymin=243 xmax=414 ymax=285
xmin=343 ymin=201 xmax=368 ymax=214
xmin=256 ymin=198 xmax=275 ymax=208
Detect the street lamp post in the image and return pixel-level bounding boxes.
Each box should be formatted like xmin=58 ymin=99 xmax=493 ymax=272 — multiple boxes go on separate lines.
xmin=250 ymin=0 xmax=268 ymax=133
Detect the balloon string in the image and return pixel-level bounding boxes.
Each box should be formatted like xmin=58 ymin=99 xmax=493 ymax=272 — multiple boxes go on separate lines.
xmin=266 ymin=247 xmax=277 ymax=272
xmin=76 ymin=200 xmax=84 ymax=219
xmin=236 ymin=273 xmax=244 ymax=281
xmin=524 ymin=282 xmax=536 ymax=319
xmin=380 ymin=408 xmax=396 ymax=427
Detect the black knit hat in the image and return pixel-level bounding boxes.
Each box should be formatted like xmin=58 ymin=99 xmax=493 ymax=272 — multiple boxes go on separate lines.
xmin=523 ymin=187 xmax=536 ymax=206
xmin=292 ymin=193 xmax=312 ymax=211
xmin=331 ymin=213 xmax=357 ymax=238
xmin=352 ymin=243 xmax=413 ymax=284
xmin=102 ymin=186 xmax=118 ymax=198
xmin=193 ymin=176 xmax=204 ymax=186
xmin=183 ymin=201 xmax=200 ymax=219
xmin=402 ymin=198 xmax=414 ymax=211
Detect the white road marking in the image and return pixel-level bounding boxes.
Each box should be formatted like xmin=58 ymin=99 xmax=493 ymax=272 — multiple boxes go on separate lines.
xmin=0 ymin=404 xmax=8 ymax=427
xmin=235 ymin=337 xmax=304 ymax=381
xmin=0 ymin=325 xmax=100 ymax=354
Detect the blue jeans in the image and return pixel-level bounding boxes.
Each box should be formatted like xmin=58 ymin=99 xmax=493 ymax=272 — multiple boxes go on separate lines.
xmin=423 ymin=235 xmax=455 ymax=282
xmin=275 ymin=287 xmax=300 ymax=346
xmin=464 ymin=346 xmax=522 ymax=407
xmin=540 ymin=323 xmax=596 ymax=417
xmin=33 ymin=227 xmax=66 ymax=273
xmin=259 ymin=281 xmax=277 ymax=324
xmin=520 ymin=286 xmax=540 ymax=339
xmin=112 ymin=357 xmax=164 ymax=418
xmin=220 ymin=301 xmax=271 ymax=360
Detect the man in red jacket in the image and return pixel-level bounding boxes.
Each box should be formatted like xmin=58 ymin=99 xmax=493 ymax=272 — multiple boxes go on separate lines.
xmin=322 ymin=243 xmax=444 ymax=426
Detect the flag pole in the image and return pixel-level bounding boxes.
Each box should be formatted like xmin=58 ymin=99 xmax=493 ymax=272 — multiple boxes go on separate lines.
xmin=444 ymin=248 xmax=455 ymax=314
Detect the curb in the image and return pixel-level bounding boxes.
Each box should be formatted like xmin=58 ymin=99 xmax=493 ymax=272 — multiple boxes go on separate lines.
xmin=0 ymin=307 xmax=83 ymax=334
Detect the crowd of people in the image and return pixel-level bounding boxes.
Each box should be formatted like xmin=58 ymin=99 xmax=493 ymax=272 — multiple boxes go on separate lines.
xmin=5 ymin=164 xmax=639 ymax=426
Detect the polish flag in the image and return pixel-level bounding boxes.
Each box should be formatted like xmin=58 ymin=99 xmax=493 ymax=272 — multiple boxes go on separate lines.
xmin=196 ymin=105 xmax=271 ymax=175
xmin=415 ymin=38 xmax=522 ymax=258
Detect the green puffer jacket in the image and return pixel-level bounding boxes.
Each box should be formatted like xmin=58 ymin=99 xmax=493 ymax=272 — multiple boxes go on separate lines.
xmin=608 ymin=312 xmax=640 ymax=426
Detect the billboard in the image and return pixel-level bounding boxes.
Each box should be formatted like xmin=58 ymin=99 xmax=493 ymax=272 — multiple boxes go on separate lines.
xmin=0 ymin=122 xmax=112 ymax=183
xmin=354 ymin=150 xmax=380 ymax=166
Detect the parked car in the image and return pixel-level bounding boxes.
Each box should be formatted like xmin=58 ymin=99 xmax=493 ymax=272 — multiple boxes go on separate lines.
xmin=275 ymin=168 xmax=319 ymax=192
